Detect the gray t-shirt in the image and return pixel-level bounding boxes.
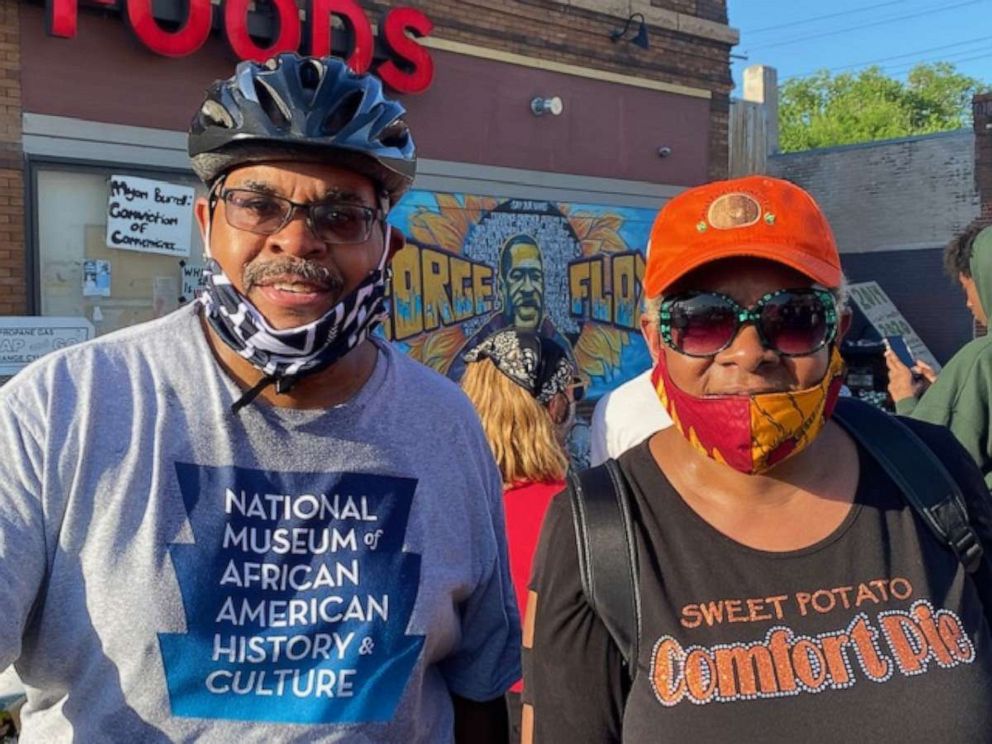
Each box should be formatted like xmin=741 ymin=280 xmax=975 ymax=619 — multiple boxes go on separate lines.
xmin=0 ymin=306 xmax=520 ymax=743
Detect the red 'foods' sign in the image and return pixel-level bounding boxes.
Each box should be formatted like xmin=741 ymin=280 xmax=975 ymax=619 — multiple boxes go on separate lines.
xmin=45 ymin=1 xmax=435 ymax=94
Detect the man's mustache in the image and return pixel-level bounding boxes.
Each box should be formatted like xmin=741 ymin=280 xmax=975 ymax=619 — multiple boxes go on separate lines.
xmin=513 ymin=290 xmax=542 ymax=303
xmin=243 ymin=259 xmax=343 ymax=293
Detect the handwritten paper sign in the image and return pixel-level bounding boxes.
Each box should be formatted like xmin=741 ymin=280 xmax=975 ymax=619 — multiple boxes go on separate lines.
xmin=180 ymin=260 xmax=207 ymax=304
xmin=0 ymin=317 xmax=95 ymax=376
xmin=847 ymin=281 xmax=941 ymax=372
xmin=106 ymin=175 xmax=194 ymax=258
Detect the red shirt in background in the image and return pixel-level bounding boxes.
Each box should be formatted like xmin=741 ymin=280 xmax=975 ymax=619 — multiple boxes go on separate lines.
xmin=502 ymin=479 xmax=566 ymax=693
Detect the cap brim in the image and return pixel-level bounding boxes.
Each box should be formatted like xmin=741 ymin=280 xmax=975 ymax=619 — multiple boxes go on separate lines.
xmin=650 ymin=242 xmax=841 ymax=296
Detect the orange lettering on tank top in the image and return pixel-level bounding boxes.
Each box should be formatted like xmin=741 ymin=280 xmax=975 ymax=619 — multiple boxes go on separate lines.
xmin=649 ymin=602 xmax=975 ymax=707
xmin=879 ymin=600 xmax=975 ymax=675
xmin=713 ymin=643 xmax=778 ymax=698
xmin=650 ymin=637 xmax=686 ymax=706
xmin=684 ymin=649 xmax=718 ymax=703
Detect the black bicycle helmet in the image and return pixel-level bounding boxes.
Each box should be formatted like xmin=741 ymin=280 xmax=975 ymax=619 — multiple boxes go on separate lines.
xmin=189 ymin=54 xmax=415 ymax=203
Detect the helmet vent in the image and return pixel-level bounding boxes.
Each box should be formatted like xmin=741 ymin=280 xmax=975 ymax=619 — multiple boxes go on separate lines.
xmin=299 ymin=59 xmax=323 ymax=105
xmin=379 ymin=120 xmax=410 ymax=149
xmin=200 ymin=100 xmax=235 ymax=129
xmin=253 ymin=78 xmax=291 ymax=130
xmin=188 ymin=55 xmax=415 ymax=193
xmin=322 ymin=91 xmax=363 ymax=137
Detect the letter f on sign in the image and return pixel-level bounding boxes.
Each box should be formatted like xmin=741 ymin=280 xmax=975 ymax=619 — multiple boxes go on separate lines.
xmin=47 ymin=0 xmax=115 ymax=38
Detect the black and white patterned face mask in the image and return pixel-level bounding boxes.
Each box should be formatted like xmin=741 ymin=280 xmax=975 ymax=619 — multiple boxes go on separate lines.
xmin=198 ymin=224 xmax=391 ymax=413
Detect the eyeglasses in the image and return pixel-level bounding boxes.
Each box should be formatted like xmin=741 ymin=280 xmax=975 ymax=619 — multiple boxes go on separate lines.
xmin=659 ymin=288 xmax=838 ymax=357
xmin=218 ymin=188 xmax=380 ymax=244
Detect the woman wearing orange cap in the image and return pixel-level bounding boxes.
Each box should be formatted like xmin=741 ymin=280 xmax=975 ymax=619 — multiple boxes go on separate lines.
xmin=522 ymin=176 xmax=992 ymax=742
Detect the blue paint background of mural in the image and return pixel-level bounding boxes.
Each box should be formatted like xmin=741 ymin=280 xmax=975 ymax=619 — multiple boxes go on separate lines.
xmin=159 ymin=463 xmax=423 ymax=723
xmin=386 ymin=191 xmax=657 ymax=401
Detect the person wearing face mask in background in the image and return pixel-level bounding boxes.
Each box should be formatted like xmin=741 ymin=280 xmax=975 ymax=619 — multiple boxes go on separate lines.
xmin=459 ymin=329 xmax=582 ymax=744
xmin=522 ymin=176 xmax=992 ymax=743
xmin=0 ymin=54 xmax=520 ymax=743
xmin=887 ymin=223 xmax=992 ymax=489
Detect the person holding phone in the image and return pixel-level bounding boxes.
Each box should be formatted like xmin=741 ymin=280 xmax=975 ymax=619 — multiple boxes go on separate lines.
xmin=884 ymin=335 xmax=938 ymax=399
xmin=887 ymin=223 xmax=992 ymax=488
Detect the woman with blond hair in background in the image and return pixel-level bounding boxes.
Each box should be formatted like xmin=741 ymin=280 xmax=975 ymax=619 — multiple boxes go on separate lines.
xmin=460 ymin=328 xmax=582 ymax=743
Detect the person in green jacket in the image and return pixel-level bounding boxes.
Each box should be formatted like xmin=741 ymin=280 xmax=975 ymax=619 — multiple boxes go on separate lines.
xmin=887 ymin=222 xmax=992 ymax=487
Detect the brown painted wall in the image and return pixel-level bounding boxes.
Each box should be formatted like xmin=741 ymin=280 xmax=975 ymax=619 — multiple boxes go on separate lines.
xmin=20 ymin=1 xmax=726 ymax=185
xmin=0 ymin=0 xmax=23 ymax=315
xmin=352 ymin=54 xmax=711 ymax=185
xmin=375 ymin=0 xmax=731 ymax=180
xmin=20 ymin=5 xmax=234 ymax=133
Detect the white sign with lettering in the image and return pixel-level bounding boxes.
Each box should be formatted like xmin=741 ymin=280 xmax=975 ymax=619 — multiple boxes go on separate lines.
xmin=180 ymin=261 xmax=207 ymax=304
xmin=847 ymin=281 xmax=941 ymax=373
xmin=0 ymin=317 xmax=95 ymax=376
xmin=106 ymin=175 xmax=195 ymax=257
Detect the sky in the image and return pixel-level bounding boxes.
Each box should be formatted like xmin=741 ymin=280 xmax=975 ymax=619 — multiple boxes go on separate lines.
xmin=727 ymin=0 xmax=992 ymax=94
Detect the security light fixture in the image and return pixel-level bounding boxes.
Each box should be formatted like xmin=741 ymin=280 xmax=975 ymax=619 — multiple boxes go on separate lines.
xmin=610 ymin=13 xmax=649 ymax=50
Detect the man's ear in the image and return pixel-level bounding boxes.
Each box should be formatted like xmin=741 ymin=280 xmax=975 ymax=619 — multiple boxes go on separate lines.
xmin=386 ymin=225 xmax=406 ymax=261
xmin=194 ymin=196 xmax=211 ymax=241
xmin=641 ymin=312 xmax=663 ymax=366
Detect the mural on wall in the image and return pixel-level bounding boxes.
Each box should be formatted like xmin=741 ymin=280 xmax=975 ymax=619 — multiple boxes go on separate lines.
xmin=385 ymin=191 xmax=657 ymax=466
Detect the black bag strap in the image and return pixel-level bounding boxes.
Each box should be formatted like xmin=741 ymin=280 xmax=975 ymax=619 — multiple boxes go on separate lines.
xmin=832 ymin=397 xmax=985 ymax=574
xmin=567 ymin=460 xmax=641 ymax=675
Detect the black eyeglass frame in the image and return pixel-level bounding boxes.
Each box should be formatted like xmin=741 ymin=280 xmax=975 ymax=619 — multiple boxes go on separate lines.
xmin=658 ymin=287 xmax=839 ymax=358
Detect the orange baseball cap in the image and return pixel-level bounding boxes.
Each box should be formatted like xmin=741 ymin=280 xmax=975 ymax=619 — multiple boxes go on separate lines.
xmin=643 ymin=175 xmax=842 ymax=297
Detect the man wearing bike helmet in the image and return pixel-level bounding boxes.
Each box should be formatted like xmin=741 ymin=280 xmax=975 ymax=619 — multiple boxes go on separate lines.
xmin=0 ymin=55 xmax=519 ymax=742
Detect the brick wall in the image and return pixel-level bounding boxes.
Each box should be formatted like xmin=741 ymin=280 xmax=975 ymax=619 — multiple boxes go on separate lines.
xmin=769 ymin=130 xmax=981 ymax=363
xmin=768 ymin=130 xmax=979 ymax=256
xmin=650 ymin=0 xmax=727 ymax=23
xmin=364 ymin=0 xmax=734 ymax=180
xmin=0 ymin=0 xmax=22 ymax=316
xmin=693 ymin=0 xmax=728 ymax=24
xmin=973 ymin=93 xmax=992 ymax=219
xmin=34 ymin=0 xmax=733 ymax=186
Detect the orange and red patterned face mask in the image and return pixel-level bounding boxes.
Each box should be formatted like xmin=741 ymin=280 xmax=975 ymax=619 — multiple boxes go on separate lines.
xmin=651 ymin=347 xmax=846 ymax=475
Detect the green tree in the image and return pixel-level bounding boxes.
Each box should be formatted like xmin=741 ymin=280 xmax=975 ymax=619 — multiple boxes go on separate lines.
xmin=778 ymin=62 xmax=986 ymax=152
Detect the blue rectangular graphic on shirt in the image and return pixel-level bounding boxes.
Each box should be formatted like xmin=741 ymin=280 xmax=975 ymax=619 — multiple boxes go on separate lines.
xmin=158 ymin=463 xmax=424 ymax=723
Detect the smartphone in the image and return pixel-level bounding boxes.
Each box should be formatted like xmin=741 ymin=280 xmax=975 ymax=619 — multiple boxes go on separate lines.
xmin=884 ymin=335 xmax=916 ymax=368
